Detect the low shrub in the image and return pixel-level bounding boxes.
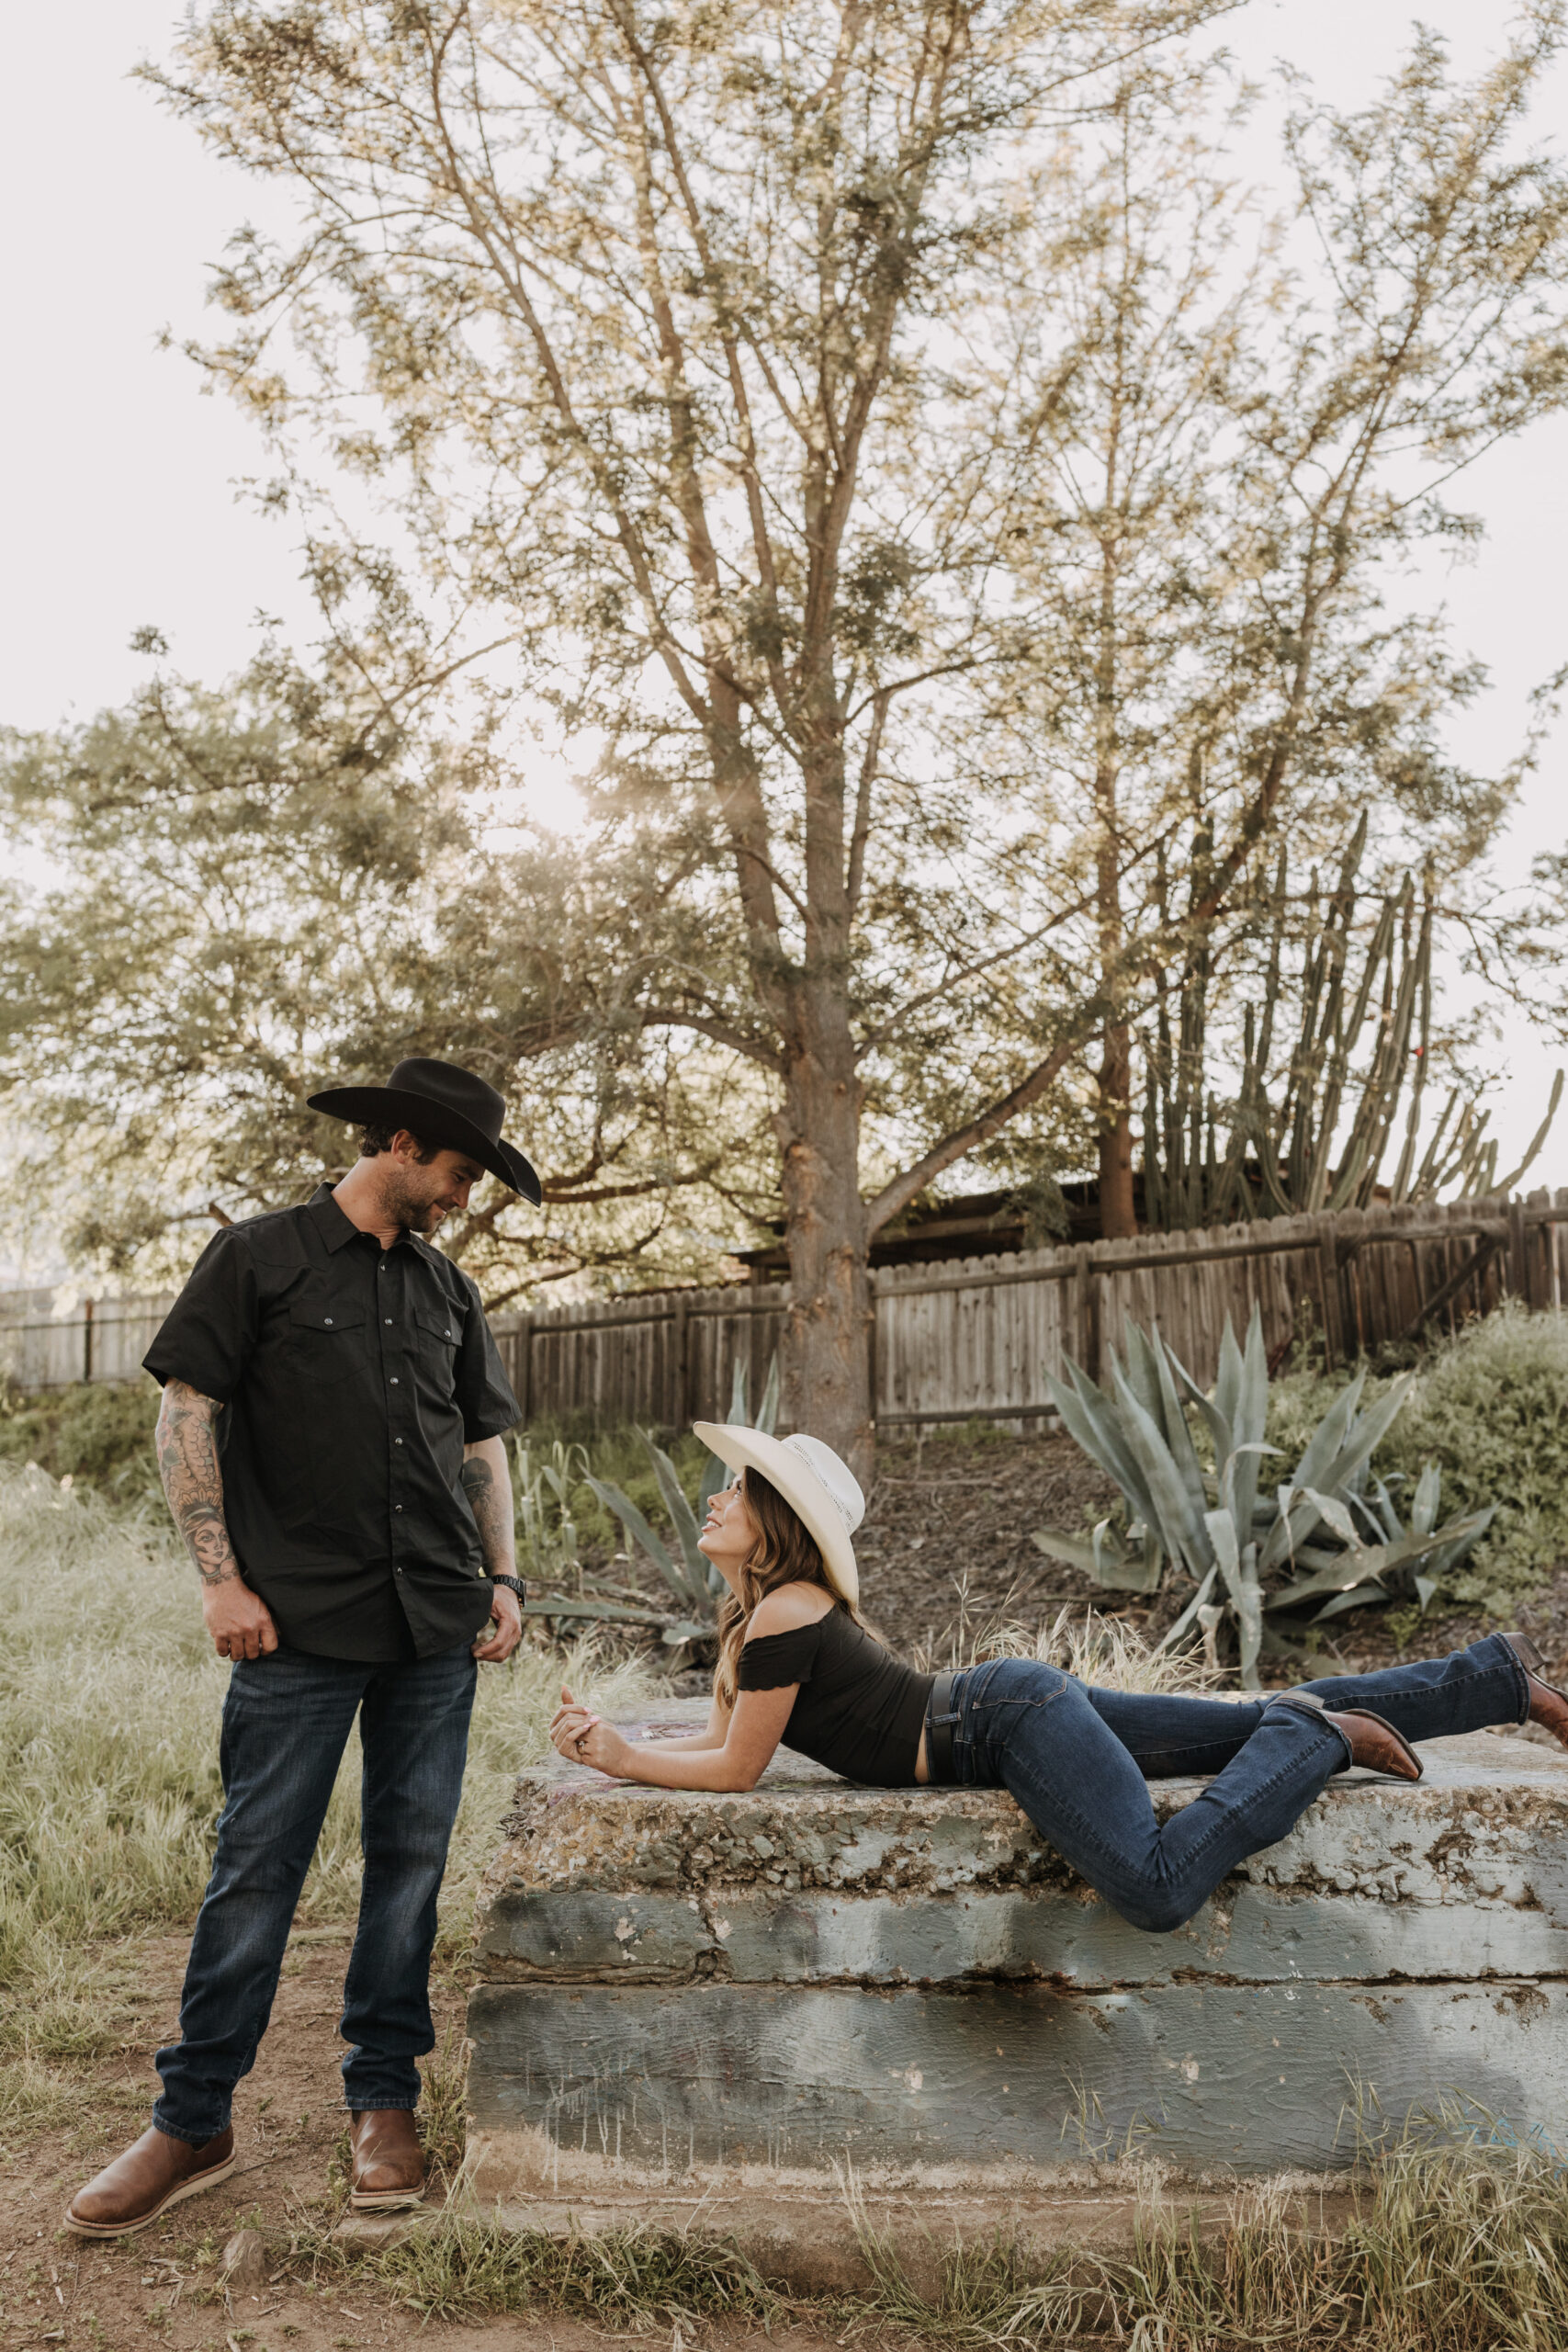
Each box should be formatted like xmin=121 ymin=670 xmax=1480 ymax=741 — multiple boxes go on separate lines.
xmin=1269 ymin=1304 xmax=1568 ymax=1617
xmin=0 ymin=1374 xmax=161 ymax=1498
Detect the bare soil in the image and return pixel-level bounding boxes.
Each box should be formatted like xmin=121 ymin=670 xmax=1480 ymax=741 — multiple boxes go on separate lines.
xmin=1 ymin=1936 xmax=857 ymax=2352
xmin=847 ymin=1426 xmax=1568 ymax=1687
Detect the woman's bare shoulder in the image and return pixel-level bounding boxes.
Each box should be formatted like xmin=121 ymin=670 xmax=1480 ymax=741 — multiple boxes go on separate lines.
xmin=744 ymin=1584 xmax=839 ymax=1642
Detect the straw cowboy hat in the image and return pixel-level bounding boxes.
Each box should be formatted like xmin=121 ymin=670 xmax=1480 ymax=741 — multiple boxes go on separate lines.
xmin=308 ymin=1057 xmax=542 ymax=1204
xmin=693 ymin=1422 xmax=865 ymax=1608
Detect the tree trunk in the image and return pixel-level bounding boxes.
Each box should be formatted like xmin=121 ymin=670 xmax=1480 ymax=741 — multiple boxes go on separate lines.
xmin=1098 ymin=1021 xmax=1137 ymax=1239
xmin=777 ymin=1038 xmax=873 ymax=1485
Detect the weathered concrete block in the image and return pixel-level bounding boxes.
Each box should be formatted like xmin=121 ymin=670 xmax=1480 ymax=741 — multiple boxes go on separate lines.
xmin=467 ymin=1715 xmax=1568 ymax=2230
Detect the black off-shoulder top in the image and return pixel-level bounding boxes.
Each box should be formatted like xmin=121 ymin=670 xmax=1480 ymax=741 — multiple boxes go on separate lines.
xmin=736 ymin=1606 xmax=933 ymax=1786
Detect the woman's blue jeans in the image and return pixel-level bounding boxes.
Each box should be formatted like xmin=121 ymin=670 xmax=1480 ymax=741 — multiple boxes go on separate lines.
xmin=153 ymin=1643 xmax=477 ymax=2144
xmin=928 ymin=1634 xmax=1529 ymax=1935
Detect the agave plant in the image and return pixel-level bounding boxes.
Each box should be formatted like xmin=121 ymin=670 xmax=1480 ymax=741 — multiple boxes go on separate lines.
xmin=587 ymin=1353 xmax=781 ymax=1647
xmin=1033 ymin=1308 xmax=1494 ymax=1688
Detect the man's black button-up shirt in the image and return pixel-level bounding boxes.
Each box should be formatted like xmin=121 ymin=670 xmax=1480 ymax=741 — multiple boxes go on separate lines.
xmin=144 ymin=1184 xmax=520 ymax=1662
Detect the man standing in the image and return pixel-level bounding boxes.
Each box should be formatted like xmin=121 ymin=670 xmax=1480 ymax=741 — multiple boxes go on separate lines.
xmin=66 ymin=1059 xmax=540 ymax=2236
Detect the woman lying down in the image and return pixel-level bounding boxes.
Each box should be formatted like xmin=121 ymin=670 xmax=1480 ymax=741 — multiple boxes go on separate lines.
xmin=550 ymin=1423 xmax=1568 ymax=1935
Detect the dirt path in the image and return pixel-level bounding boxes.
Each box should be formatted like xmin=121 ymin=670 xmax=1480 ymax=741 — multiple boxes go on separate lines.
xmin=0 ymin=1937 xmax=860 ymax=2352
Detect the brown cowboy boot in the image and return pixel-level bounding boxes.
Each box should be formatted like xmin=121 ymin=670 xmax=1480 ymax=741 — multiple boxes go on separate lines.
xmin=1279 ymin=1690 xmax=1423 ymax=1781
xmin=1504 ymin=1633 xmax=1568 ymax=1747
xmin=348 ymin=2108 xmax=425 ymax=2211
xmin=64 ymin=2125 xmax=236 ymax=2238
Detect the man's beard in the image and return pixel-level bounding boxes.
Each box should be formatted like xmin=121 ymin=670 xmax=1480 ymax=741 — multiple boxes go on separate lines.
xmin=385 ymin=1170 xmax=445 ymax=1232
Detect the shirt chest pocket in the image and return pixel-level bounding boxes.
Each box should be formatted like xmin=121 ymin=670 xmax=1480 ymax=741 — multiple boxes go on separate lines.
xmin=415 ymin=1298 xmax=467 ymax=1390
xmin=286 ymin=1297 xmax=368 ymax=1383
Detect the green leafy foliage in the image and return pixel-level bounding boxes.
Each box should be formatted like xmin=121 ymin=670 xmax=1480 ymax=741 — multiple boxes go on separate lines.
xmin=1035 ymin=1308 xmax=1495 ymax=1685
xmin=1269 ymin=1304 xmax=1568 ymax=1617
xmin=0 ymin=1374 xmax=160 ymax=1498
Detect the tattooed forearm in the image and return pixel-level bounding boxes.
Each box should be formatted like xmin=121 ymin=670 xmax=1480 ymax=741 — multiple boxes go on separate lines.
xmin=461 ymin=1438 xmax=517 ymax=1578
xmin=156 ymin=1379 xmax=238 ymax=1587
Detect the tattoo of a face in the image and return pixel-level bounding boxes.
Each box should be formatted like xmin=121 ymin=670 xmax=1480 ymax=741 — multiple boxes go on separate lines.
xmin=156 ymin=1380 xmax=238 ymax=1587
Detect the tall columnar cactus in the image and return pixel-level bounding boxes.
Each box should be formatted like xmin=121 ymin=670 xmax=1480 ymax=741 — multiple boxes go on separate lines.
xmin=1142 ymin=820 xmax=1562 ymax=1230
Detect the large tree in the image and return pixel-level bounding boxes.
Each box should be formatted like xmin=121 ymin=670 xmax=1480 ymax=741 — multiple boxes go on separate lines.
xmin=0 ymin=641 xmax=780 ymax=1295
xmin=5 ymin=3 xmax=1562 ymax=1473
xmin=143 ymin=0 xmax=1243 ymax=1470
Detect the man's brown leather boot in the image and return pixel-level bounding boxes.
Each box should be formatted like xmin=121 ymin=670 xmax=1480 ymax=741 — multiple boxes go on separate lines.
xmin=349 ymin=2108 xmax=425 ymax=2211
xmin=64 ymin=2125 xmax=236 ymax=2238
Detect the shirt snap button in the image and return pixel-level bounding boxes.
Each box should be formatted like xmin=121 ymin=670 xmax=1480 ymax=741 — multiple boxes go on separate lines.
xmin=390 ymin=1377 xmax=399 ymax=1385
xmin=323 ymin=1317 xmax=333 ymax=1326
xmin=385 ymin=1317 xmax=392 ymax=1325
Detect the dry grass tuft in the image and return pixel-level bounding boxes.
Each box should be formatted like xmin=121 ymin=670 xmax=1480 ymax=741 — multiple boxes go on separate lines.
xmin=299 ymin=2103 xmax=1568 ymax=2346
xmin=916 ymin=1582 xmax=1222 ymax=1695
xmin=300 ymin=2206 xmax=782 ymax=2329
xmin=845 ymin=2096 xmax=1568 ymax=2348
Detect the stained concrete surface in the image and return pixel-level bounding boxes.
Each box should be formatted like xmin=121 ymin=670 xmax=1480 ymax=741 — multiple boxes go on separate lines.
xmin=465 ymin=1715 xmax=1568 ymax=2272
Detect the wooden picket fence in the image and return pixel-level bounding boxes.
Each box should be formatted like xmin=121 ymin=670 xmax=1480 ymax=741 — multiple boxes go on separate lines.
xmin=492 ymin=1186 xmax=1568 ymax=1432
xmin=4 ymin=1189 xmax=1566 ymax=1429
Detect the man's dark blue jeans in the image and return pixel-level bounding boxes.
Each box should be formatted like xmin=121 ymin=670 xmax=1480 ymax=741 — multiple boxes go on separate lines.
xmin=927 ymin=1634 xmax=1529 ymax=1935
xmin=153 ymin=1643 xmax=477 ymax=2144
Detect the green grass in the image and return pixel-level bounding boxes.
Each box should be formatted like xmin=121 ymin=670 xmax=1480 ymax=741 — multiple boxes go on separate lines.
xmin=0 ymin=1461 xmax=657 ymax=2129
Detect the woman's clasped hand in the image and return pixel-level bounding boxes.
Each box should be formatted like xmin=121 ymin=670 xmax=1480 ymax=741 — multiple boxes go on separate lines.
xmin=549 ymin=1683 xmax=631 ymax=1776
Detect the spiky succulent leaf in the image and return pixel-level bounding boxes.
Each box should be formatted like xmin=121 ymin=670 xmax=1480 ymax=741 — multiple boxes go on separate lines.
xmin=583 ymin=1475 xmax=683 ymax=1600
xmin=1157 ymin=1563 xmax=1220 ymax=1654
xmin=1029 ymin=1523 xmax=1158 ymax=1592
xmin=1205 ymin=1510 xmax=1262 ymax=1688
xmin=1151 ymin=1325 xmax=1214 ymax=1530
xmin=1316 ymin=1375 xmax=1416 ymax=1499
xmin=1044 ymin=1363 xmax=1161 ymax=1534
xmin=1107 ymin=1361 xmax=1216 ymax=1578
xmin=640 ymin=1433 xmax=712 ymax=1609
xmin=1313 ymin=1581 xmax=1391 ymax=1623
xmin=1228 ymin=1308 xmax=1270 ymax=1535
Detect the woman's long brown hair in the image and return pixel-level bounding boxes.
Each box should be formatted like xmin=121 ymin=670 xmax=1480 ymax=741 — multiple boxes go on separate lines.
xmin=713 ymin=1465 xmax=861 ymax=1711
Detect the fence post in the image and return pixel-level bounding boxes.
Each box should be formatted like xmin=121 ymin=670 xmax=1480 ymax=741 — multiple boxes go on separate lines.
xmin=1315 ymin=1221 xmax=1342 ymax=1371
xmin=672 ymin=1295 xmax=690 ymax=1429
xmin=1507 ymin=1194 xmax=1529 ymax=1306
xmin=82 ymin=1297 xmax=95 ymax=1385
xmin=515 ymin=1316 xmax=533 ymax=1428
xmin=1075 ymin=1245 xmax=1100 ymax=1382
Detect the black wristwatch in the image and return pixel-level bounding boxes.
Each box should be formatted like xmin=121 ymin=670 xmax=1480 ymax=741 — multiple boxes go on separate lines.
xmin=490 ymin=1574 xmax=526 ymax=1603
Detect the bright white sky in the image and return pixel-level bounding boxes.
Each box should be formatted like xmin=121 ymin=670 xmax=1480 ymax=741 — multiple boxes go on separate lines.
xmin=0 ymin=0 xmax=1564 ymax=1215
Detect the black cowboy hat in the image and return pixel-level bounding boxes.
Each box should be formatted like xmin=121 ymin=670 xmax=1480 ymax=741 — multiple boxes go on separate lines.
xmin=308 ymin=1057 xmax=542 ymax=1204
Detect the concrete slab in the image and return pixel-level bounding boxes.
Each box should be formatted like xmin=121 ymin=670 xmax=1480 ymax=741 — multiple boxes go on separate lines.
xmin=466 ymin=1713 xmax=1568 ymax=2259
